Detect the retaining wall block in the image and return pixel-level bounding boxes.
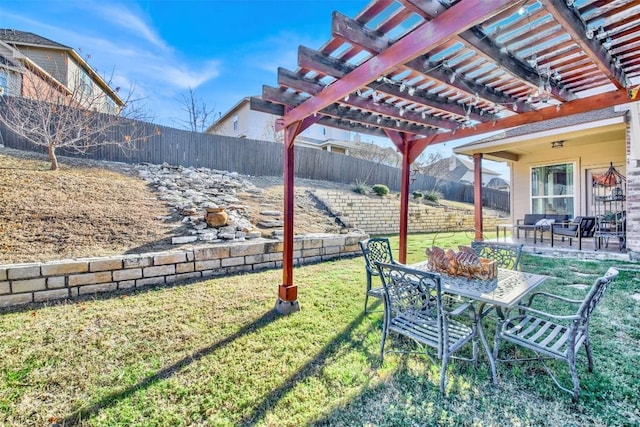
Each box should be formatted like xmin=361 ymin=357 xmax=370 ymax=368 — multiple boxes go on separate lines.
xmin=253 ymin=262 xmax=276 ymax=271
xmin=12 ymin=278 xmax=47 ymax=293
xmin=89 ymin=259 xmax=123 ymax=272
xmin=1 ymin=293 xmax=32 ymax=307
xmin=143 ymin=265 xmax=176 ymax=278
xmin=302 ymin=248 xmax=321 ymax=257
xmin=123 ymin=256 xmax=153 ymax=269
xmin=69 ymin=271 xmax=113 ymax=287
xmin=7 ymin=265 xmax=40 ymax=280
xmin=0 ymin=268 xmax=6 ymax=281
xmin=264 ymin=241 xmax=284 ymax=253
xmin=195 ymin=260 xmax=221 ymax=271
xmin=323 ymin=236 xmax=346 ymax=247
xmin=226 ymin=265 xmax=253 ymax=274
xmin=221 ymin=257 xmax=244 ymax=268
xmin=193 ymin=246 xmax=230 ymax=261
xmin=41 ymin=261 xmax=88 ymax=276
xmin=78 ymin=283 xmax=118 ymax=295
xmin=113 ymin=268 xmax=143 ymax=281
xmin=302 ymin=238 xmax=323 ymax=249
xmin=154 ymin=252 xmax=188 ymax=265
xmin=34 ymin=289 xmax=70 ymax=302
xmin=47 ymin=277 xmax=66 ymax=289
xmin=176 ymin=262 xmax=195 ymax=274
xmin=0 ymin=282 xmax=10 ymax=295
xmin=230 ymin=242 xmax=265 ymax=257
xmin=117 ymin=280 xmax=136 ymax=290
xmin=136 ymin=277 xmax=166 ymax=287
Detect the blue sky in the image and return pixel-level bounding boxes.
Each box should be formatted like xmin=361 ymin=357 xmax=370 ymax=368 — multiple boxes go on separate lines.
xmin=0 ymin=0 xmax=509 ymax=177
xmin=0 ymin=0 xmax=365 ymax=127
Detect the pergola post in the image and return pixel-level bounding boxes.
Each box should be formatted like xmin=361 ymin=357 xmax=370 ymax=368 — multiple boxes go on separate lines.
xmin=399 ymin=138 xmax=411 ymax=263
xmin=473 ymin=153 xmax=483 ymax=241
xmin=276 ymin=122 xmax=302 ymax=314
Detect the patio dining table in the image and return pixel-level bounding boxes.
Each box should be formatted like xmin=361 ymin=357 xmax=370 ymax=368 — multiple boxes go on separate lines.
xmin=409 ymin=261 xmax=548 ymax=383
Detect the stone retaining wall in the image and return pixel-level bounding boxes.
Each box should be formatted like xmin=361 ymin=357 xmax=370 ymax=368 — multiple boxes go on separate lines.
xmin=314 ymin=190 xmax=504 ymax=235
xmin=0 ymin=232 xmax=366 ymax=309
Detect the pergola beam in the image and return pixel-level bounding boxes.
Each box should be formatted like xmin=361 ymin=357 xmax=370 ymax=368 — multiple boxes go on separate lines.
xmin=408 ymin=87 xmax=631 ymax=161
xmin=278 ymin=0 xmax=521 ymax=130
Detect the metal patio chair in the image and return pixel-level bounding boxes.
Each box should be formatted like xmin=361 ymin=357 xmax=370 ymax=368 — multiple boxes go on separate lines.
xmin=493 ymin=267 xmax=619 ymax=402
xmin=375 ymin=262 xmax=477 ymax=394
xmin=359 ymin=237 xmax=397 ymax=313
xmin=470 ymin=241 xmax=524 ymax=270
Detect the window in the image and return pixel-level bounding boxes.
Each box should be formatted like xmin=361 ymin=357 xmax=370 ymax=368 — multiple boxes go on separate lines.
xmin=0 ymin=70 xmax=8 ymax=96
xmin=233 ymin=114 xmax=238 ymax=131
xmin=531 ymin=163 xmax=575 ymax=216
xmin=78 ymin=70 xmax=93 ymax=98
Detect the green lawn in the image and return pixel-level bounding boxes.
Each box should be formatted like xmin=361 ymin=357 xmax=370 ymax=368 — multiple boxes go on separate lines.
xmin=1 ymin=233 xmax=638 ymax=426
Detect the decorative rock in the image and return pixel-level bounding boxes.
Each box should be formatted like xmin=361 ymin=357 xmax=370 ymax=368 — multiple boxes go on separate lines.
xmin=258 ymin=220 xmax=284 ymax=228
xmin=205 ymin=208 xmax=229 ymax=227
xmin=172 ymin=236 xmax=198 ymax=244
xmin=219 ymin=233 xmax=236 ymax=240
xmin=260 ymin=210 xmax=281 ymax=216
xmin=219 ymin=225 xmax=236 ymax=234
xmin=246 ymin=231 xmax=262 ymax=239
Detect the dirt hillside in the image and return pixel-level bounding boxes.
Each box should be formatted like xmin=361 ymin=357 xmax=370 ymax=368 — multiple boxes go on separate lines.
xmin=0 ymin=148 xmax=350 ymax=264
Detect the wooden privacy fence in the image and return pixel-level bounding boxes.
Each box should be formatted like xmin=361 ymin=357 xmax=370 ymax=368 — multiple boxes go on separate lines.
xmin=0 ymin=116 xmax=509 ymax=212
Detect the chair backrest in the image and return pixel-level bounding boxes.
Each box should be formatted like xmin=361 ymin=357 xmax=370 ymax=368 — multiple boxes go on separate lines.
xmin=470 ymin=241 xmax=523 ymax=270
xmin=578 ymin=216 xmax=597 ymax=237
xmin=375 ymin=262 xmax=442 ymax=319
xmin=359 ymin=238 xmax=394 ymax=275
xmin=578 ymin=267 xmax=619 ymax=322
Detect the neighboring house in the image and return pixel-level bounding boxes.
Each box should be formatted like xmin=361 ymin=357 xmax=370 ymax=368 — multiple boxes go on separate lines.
xmin=0 ymin=29 xmax=124 ymax=113
xmin=428 ymin=154 xmax=503 ymax=187
xmin=206 ymin=97 xmax=356 ymax=154
xmin=453 ymin=104 xmax=639 ymax=253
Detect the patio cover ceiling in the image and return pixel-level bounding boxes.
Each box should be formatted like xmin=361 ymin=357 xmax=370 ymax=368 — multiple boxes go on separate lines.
xmin=252 ymin=0 xmax=640 ymax=162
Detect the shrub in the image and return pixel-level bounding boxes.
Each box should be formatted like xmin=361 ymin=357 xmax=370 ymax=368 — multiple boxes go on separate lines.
xmin=424 ymin=191 xmax=442 ymax=202
xmin=352 ymin=180 xmax=368 ymax=195
xmin=412 ymin=191 xmax=424 ymax=200
xmin=372 ymin=184 xmax=390 ymax=196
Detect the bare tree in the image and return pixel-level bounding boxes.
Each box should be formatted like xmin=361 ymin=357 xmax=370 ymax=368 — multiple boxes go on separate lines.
xmin=414 ymin=150 xmax=447 ymax=192
xmin=349 ymin=141 xmax=401 ymax=167
xmin=0 ymin=62 xmax=156 ymax=170
xmin=177 ymin=87 xmax=216 ymax=132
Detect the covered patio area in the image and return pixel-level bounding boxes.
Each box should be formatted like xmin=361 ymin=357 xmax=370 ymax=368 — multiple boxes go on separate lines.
xmin=251 ymin=0 xmax=640 ymax=312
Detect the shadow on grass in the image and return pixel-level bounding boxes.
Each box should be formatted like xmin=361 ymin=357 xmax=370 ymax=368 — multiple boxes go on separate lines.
xmin=238 ymin=309 xmax=379 ymax=426
xmin=60 ymin=309 xmax=280 ymax=426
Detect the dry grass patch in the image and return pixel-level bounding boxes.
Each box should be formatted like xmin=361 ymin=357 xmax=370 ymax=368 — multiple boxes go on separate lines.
xmin=0 ymin=152 xmax=178 ymax=264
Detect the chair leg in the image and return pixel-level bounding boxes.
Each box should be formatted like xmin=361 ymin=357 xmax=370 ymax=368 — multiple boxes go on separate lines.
xmin=568 ymin=350 xmax=581 ymax=402
xmin=364 ymin=273 xmax=372 ymax=313
xmin=440 ymin=355 xmax=449 ymax=394
xmin=584 ymin=336 xmax=594 ymax=372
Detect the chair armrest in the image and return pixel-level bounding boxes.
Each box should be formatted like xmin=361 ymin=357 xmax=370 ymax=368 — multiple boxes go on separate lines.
xmin=516 ymin=219 xmax=524 ymax=225
xmin=510 ymin=305 xmax=581 ymax=321
xmin=448 ymin=302 xmax=472 ymax=317
xmin=526 ymin=291 xmax=583 ymax=306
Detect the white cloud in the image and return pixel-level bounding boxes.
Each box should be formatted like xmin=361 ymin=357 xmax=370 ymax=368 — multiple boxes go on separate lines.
xmin=148 ymin=60 xmax=221 ymax=90
xmin=87 ymin=3 xmax=169 ymax=51
xmin=248 ymin=30 xmax=325 ymax=73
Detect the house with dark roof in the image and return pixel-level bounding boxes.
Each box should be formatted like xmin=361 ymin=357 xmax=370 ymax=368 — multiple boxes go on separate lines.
xmin=0 ymin=29 xmax=124 ymax=113
xmin=427 ymin=154 xmax=505 ymax=187
xmin=454 ymin=105 xmax=636 ymax=253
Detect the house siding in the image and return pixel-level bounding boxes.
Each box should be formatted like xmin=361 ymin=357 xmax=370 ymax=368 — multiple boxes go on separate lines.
xmin=19 ymin=46 xmax=67 ymax=84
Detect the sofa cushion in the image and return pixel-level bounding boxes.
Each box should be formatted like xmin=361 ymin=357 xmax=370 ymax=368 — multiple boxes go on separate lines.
xmin=522 ymin=214 xmax=545 ymax=225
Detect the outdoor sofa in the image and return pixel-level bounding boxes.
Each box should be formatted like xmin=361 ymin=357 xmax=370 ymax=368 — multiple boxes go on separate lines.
xmin=514 ymin=214 xmax=570 ymax=243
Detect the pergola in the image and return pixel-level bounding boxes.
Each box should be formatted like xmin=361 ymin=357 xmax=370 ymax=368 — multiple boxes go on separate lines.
xmin=251 ymin=0 xmax=640 ymax=313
